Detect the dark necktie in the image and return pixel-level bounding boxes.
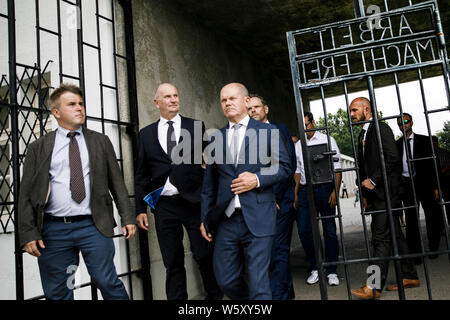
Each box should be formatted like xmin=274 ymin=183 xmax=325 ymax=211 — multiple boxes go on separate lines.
xmin=166 ymin=120 xmax=176 ymax=159
xmin=358 ymin=128 xmax=367 ymax=178
xmin=406 ymin=138 xmax=416 ymax=177
xmin=67 ymin=131 xmax=86 ymax=204
xmin=358 ymin=128 xmax=366 ymax=158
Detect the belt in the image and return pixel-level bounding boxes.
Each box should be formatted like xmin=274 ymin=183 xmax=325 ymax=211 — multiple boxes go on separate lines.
xmin=44 ymin=214 xmax=91 ymax=223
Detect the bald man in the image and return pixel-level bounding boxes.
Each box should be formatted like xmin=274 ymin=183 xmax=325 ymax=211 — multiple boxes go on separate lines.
xmin=349 ymin=97 xmax=418 ymax=299
xmin=134 ymin=83 xmax=221 ymax=300
xmin=200 ymin=83 xmax=292 ymax=300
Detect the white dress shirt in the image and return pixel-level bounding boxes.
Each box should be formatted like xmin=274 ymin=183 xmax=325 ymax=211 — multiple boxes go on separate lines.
xmin=45 ymin=125 xmax=91 ymax=217
xmin=224 ymin=115 xmax=250 ymax=215
xmin=294 ymin=131 xmax=342 ymax=185
xmin=401 ymin=133 xmax=415 ymax=177
xmin=158 ymin=113 xmax=181 ymax=196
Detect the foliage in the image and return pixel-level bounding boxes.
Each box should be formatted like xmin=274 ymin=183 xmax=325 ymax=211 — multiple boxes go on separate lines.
xmin=436 ymin=120 xmax=450 ymax=151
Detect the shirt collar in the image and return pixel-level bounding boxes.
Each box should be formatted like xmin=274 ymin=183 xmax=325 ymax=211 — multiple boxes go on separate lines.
xmin=307 ymin=131 xmax=320 ymax=141
xmin=56 ymin=125 xmax=83 ymax=138
xmin=265 ymin=120 xmax=270 ymax=124
xmin=160 ymin=113 xmax=181 ymax=126
xmin=229 ymin=114 xmax=250 ymax=129
xmin=362 ymin=118 xmax=372 ymax=131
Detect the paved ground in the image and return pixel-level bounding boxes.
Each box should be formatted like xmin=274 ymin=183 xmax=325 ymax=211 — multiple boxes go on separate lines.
xmin=197 ymin=196 xmax=450 ymax=300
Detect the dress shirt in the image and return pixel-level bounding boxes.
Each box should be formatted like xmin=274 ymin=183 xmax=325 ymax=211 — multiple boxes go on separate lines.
xmin=158 ymin=113 xmax=181 ymax=196
xmin=45 ymin=125 xmax=91 ymax=217
xmin=294 ymin=131 xmax=342 ymax=185
xmin=401 ymin=133 xmax=415 ymax=177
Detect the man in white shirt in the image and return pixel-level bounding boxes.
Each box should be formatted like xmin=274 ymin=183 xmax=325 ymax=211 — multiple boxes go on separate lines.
xmin=293 ymin=111 xmax=342 ymax=287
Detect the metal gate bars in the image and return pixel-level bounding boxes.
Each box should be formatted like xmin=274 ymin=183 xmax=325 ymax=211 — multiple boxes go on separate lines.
xmin=287 ymin=0 xmax=450 ymax=300
xmin=0 ymin=0 xmax=152 ymax=300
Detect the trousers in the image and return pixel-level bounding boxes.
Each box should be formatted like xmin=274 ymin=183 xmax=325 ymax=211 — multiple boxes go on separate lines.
xmin=38 ymin=216 xmax=128 ymax=300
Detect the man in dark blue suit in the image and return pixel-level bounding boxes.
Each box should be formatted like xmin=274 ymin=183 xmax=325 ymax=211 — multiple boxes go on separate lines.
xmin=200 ymin=83 xmax=292 ymax=300
xmin=247 ymin=94 xmax=297 ymax=300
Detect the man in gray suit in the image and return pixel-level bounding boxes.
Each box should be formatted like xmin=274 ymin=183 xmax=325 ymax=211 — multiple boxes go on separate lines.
xmin=18 ymin=84 xmax=136 ymax=300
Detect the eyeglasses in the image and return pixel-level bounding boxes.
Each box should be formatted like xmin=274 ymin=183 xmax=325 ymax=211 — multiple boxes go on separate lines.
xmin=397 ymin=119 xmax=411 ymax=125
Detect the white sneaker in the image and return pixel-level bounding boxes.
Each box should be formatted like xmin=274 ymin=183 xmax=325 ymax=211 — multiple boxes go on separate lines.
xmin=327 ymin=273 xmax=340 ymax=286
xmin=306 ymin=270 xmax=319 ymax=285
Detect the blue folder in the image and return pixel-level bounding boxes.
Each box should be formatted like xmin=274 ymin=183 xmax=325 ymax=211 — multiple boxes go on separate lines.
xmin=143 ymin=187 xmax=163 ymax=210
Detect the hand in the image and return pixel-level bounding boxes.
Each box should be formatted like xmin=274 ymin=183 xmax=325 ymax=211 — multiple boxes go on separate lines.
xmin=276 ymin=203 xmax=280 ymax=211
xmin=362 ymin=197 xmax=370 ymax=209
xmin=293 ymin=195 xmax=298 ymax=210
xmin=200 ymin=223 xmax=213 ymax=242
xmin=231 ymin=172 xmax=258 ymax=195
xmin=362 ymin=179 xmax=375 ymax=190
xmin=434 ymin=189 xmax=439 ymax=200
xmin=122 ymin=224 xmax=136 ymax=240
xmin=328 ymin=190 xmax=337 ymax=208
xmin=23 ymin=240 xmax=45 ymax=257
xmin=136 ymin=213 xmax=149 ymax=231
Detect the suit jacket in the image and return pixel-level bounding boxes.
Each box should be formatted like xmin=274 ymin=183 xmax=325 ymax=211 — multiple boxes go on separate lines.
xmin=396 ymin=133 xmax=438 ymax=194
xmin=201 ymin=118 xmax=293 ymax=237
xmin=357 ymin=121 xmax=401 ymax=207
xmin=134 ymin=115 xmax=206 ymax=214
xmin=18 ymin=128 xmax=135 ymax=248
xmin=271 ymin=122 xmax=296 ymax=203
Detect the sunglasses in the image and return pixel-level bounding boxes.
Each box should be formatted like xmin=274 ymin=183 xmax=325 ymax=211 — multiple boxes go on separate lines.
xmin=397 ymin=119 xmax=411 ymax=125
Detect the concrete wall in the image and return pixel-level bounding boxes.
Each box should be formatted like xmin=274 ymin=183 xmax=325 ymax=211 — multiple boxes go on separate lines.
xmin=131 ymin=0 xmax=297 ymax=299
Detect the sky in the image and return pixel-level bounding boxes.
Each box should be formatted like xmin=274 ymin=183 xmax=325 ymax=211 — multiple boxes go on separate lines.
xmin=309 ymin=75 xmax=450 ymax=139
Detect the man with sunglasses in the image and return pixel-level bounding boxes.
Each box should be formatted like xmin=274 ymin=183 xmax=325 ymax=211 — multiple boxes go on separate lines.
xmin=396 ymin=113 xmax=443 ymax=262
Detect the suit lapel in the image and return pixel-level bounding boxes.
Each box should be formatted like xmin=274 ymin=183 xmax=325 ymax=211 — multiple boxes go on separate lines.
xmin=37 ymin=131 xmax=56 ymax=174
xmin=222 ymin=125 xmax=234 ymax=167
xmin=152 ymin=120 xmax=172 ymax=162
xmin=82 ymin=128 xmax=95 ymax=193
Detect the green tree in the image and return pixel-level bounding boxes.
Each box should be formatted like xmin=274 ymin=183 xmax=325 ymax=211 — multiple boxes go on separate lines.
xmin=436 ymin=120 xmax=450 ymax=151
xmin=315 ymin=108 xmax=382 ymax=157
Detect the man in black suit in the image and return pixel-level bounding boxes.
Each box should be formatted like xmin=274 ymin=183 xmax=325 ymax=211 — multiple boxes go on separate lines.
xmin=247 ymin=93 xmax=297 ymax=300
xmin=396 ymin=113 xmax=442 ymax=261
xmin=349 ymin=97 xmax=418 ymax=299
xmin=135 ymin=83 xmax=221 ymax=300
xmin=18 ymin=84 xmax=136 ymax=300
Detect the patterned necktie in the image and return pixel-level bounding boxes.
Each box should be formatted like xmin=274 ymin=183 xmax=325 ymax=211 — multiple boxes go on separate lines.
xmin=167 ymin=120 xmax=176 ymax=159
xmin=229 ymin=123 xmax=243 ymax=167
xmin=67 ymin=131 xmax=86 ymax=204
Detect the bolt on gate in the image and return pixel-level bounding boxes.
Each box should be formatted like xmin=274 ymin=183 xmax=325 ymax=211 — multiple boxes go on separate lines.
xmin=0 ymin=0 xmax=152 ymax=300
xmin=287 ymin=0 xmax=450 ymax=300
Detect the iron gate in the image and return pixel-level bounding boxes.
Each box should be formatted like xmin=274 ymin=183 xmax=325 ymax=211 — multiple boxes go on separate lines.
xmin=0 ymin=0 xmax=152 ymax=300
xmin=287 ymin=0 xmax=450 ymax=300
